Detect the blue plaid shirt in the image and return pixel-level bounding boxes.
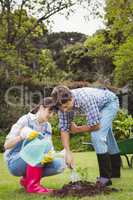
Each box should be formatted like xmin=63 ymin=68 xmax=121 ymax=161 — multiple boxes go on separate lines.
xmin=58 ymin=87 xmax=118 ymax=132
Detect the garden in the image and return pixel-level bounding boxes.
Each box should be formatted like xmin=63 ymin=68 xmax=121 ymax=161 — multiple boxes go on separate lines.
xmin=0 ymin=110 xmax=133 ymax=199
xmin=1 ymin=152 xmax=133 ymax=200
xmin=0 ymin=0 xmax=133 ymax=199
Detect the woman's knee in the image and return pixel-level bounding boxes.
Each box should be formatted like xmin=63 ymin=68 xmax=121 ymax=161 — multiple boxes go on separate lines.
xmin=52 ymin=158 xmax=66 ymax=173
xmin=8 ymin=158 xmax=26 ymax=176
xmin=42 ymin=158 xmax=67 ymax=177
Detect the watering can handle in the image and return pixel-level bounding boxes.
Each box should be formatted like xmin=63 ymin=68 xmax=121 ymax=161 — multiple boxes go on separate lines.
xmin=21 ymin=132 xmax=44 ymax=150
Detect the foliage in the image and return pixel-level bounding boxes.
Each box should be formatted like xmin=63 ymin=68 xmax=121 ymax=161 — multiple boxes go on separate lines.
xmin=114 ymin=36 xmax=133 ymax=86
xmin=33 ymin=49 xmax=59 ymax=82
xmin=105 ymin=0 xmax=133 ymax=86
xmin=0 ymin=132 xmax=6 ymax=152
xmin=50 ymin=114 xmax=91 ymax=152
xmin=61 ymin=30 xmax=116 ymax=82
xmin=44 ymin=32 xmax=87 ymax=71
xmin=113 ymin=109 xmax=133 ymax=140
xmin=63 ymin=43 xmax=94 ymax=81
xmin=0 ymin=0 xmax=101 ymax=46
xmin=0 ymin=0 xmax=104 ymax=84
xmin=77 ymin=167 xmax=90 ymax=181
xmin=84 ymin=31 xmax=115 ymax=78
xmin=105 ymin=0 xmax=133 ymax=43
xmin=0 ymin=9 xmax=66 ymax=83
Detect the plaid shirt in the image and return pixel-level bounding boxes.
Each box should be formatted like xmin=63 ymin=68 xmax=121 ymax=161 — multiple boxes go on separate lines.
xmin=58 ymin=87 xmax=118 ymax=132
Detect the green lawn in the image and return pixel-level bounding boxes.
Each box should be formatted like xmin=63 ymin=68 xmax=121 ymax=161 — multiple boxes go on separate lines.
xmin=0 ymin=152 xmax=133 ymax=200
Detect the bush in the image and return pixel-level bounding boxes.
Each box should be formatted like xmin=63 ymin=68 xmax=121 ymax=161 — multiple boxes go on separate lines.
xmin=1 ymin=107 xmax=132 ymax=153
xmin=50 ymin=114 xmax=92 ymax=152
xmin=113 ymin=109 xmax=133 ymax=140
xmin=0 ymin=131 xmax=7 ymax=152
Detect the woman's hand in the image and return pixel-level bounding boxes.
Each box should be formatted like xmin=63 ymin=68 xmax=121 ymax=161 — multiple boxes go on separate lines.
xmin=41 ymin=150 xmax=54 ymax=164
xmin=20 ymin=127 xmax=39 ymax=140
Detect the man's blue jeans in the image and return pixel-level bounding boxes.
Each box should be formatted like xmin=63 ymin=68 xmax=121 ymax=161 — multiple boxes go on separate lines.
xmin=91 ymin=99 xmax=120 ymax=154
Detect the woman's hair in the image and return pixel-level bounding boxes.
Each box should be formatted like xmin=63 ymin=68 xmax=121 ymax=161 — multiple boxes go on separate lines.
xmin=51 ymin=85 xmax=72 ymax=106
xmin=30 ymin=97 xmax=56 ymax=114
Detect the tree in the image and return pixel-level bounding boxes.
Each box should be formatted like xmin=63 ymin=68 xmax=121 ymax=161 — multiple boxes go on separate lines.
xmin=0 ymin=0 xmax=103 ymax=46
xmin=84 ymin=31 xmax=115 ymax=79
xmin=0 ymin=10 xmax=45 ymax=80
xmin=33 ymin=49 xmax=68 ymax=83
xmin=62 ymin=42 xmax=94 ymax=81
xmin=105 ymin=0 xmax=133 ymax=86
xmin=44 ymin=32 xmax=86 ymax=69
xmin=105 ymin=0 xmax=133 ymax=44
xmin=114 ymin=36 xmax=133 ymax=86
xmin=34 ymin=49 xmax=57 ymax=82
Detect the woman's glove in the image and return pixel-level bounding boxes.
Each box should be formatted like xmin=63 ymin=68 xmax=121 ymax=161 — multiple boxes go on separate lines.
xmin=20 ymin=127 xmax=39 ymax=140
xmin=41 ymin=150 xmax=54 ymax=164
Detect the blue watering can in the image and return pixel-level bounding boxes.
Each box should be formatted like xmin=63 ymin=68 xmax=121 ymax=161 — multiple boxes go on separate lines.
xmin=20 ymin=133 xmax=53 ymax=166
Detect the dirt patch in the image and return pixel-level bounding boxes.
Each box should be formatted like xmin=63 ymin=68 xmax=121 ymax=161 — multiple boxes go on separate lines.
xmin=53 ymin=181 xmax=119 ymax=198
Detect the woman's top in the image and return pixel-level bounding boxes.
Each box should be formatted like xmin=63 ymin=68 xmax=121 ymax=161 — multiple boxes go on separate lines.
xmin=4 ymin=112 xmax=53 ymax=162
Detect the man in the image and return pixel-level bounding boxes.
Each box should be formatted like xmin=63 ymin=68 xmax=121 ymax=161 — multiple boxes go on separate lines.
xmin=51 ymin=85 xmax=121 ymax=186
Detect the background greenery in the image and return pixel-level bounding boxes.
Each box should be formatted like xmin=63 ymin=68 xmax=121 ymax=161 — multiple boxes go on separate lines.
xmin=0 ymin=0 xmax=133 ymax=151
xmin=0 ymin=109 xmax=133 ymax=153
xmin=1 ymin=0 xmax=133 ymax=85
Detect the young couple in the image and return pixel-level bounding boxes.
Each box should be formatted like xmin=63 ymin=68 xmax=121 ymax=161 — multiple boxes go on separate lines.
xmin=4 ymin=86 xmax=121 ymax=194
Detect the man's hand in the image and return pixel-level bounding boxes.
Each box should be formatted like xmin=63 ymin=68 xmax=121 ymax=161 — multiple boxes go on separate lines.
xmin=70 ymin=122 xmax=79 ymax=134
xmin=60 ymin=131 xmax=74 ymax=168
xmin=70 ymin=122 xmax=101 ymax=134
xmin=65 ymin=150 xmax=74 ymax=168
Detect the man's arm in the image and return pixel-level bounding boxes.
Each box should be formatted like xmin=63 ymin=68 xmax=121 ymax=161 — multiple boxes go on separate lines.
xmin=58 ymin=110 xmax=75 ymax=167
xmin=70 ymin=122 xmax=100 ymax=134
xmin=61 ymin=131 xmax=70 ymax=151
xmin=61 ymin=131 xmax=74 ymax=168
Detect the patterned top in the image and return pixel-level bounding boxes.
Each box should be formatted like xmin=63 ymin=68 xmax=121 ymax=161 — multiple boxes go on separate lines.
xmin=4 ymin=113 xmax=53 ymax=162
xmin=58 ymin=87 xmax=118 ymax=132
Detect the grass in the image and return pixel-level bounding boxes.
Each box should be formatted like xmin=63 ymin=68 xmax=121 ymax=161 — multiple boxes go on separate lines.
xmin=0 ymin=152 xmax=133 ymax=200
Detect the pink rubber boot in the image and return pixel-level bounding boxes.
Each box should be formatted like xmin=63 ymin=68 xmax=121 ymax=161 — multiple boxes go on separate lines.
xmin=20 ymin=177 xmax=27 ymax=188
xmin=25 ymin=165 xmax=53 ymax=194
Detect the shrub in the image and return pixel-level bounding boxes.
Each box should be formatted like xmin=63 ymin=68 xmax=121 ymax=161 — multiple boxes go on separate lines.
xmin=0 ymin=131 xmax=7 ymax=152
xmin=113 ymin=109 xmax=133 ymax=140
xmin=1 ymin=108 xmax=132 ymax=153
xmin=50 ymin=114 xmax=92 ymax=152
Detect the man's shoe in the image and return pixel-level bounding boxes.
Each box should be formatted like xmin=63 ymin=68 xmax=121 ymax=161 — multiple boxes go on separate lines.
xmin=96 ymin=177 xmax=112 ymax=187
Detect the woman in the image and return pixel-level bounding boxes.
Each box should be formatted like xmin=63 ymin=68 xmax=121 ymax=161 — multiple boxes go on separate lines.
xmin=4 ymin=97 xmax=66 ymax=194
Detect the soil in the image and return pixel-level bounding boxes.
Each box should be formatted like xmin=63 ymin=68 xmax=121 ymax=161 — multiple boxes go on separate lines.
xmin=53 ymin=181 xmax=120 ymax=198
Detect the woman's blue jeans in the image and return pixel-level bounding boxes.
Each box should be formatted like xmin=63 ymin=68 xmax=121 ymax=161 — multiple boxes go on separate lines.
xmin=8 ymin=157 xmax=66 ymax=177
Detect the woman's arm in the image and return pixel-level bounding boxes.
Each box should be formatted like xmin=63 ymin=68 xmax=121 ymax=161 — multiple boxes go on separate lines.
xmin=4 ymin=115 xmax=28 ymax=150
xmin=4 ymin=135 xmax=23 ymax=150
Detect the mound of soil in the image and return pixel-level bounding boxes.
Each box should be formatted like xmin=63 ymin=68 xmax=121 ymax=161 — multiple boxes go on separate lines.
xmin=53 ymin=181 xmax=119 ymax=198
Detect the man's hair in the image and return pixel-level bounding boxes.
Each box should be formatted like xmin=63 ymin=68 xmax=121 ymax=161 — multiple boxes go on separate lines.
xmin=51 ymin=85 xmax=72 ymax=106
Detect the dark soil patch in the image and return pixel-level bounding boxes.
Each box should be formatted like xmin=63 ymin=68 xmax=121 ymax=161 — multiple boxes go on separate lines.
xmin=53 ymin=181 xmax=120 ymax=198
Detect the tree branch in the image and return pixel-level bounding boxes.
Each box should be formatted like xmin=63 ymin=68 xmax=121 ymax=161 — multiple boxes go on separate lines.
xmin=15 ymin=2 xmax=75 ymax=47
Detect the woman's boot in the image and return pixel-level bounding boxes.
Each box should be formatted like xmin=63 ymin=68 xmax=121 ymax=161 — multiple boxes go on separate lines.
xmin=25 ymin=165 xmax=53 ymax=194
